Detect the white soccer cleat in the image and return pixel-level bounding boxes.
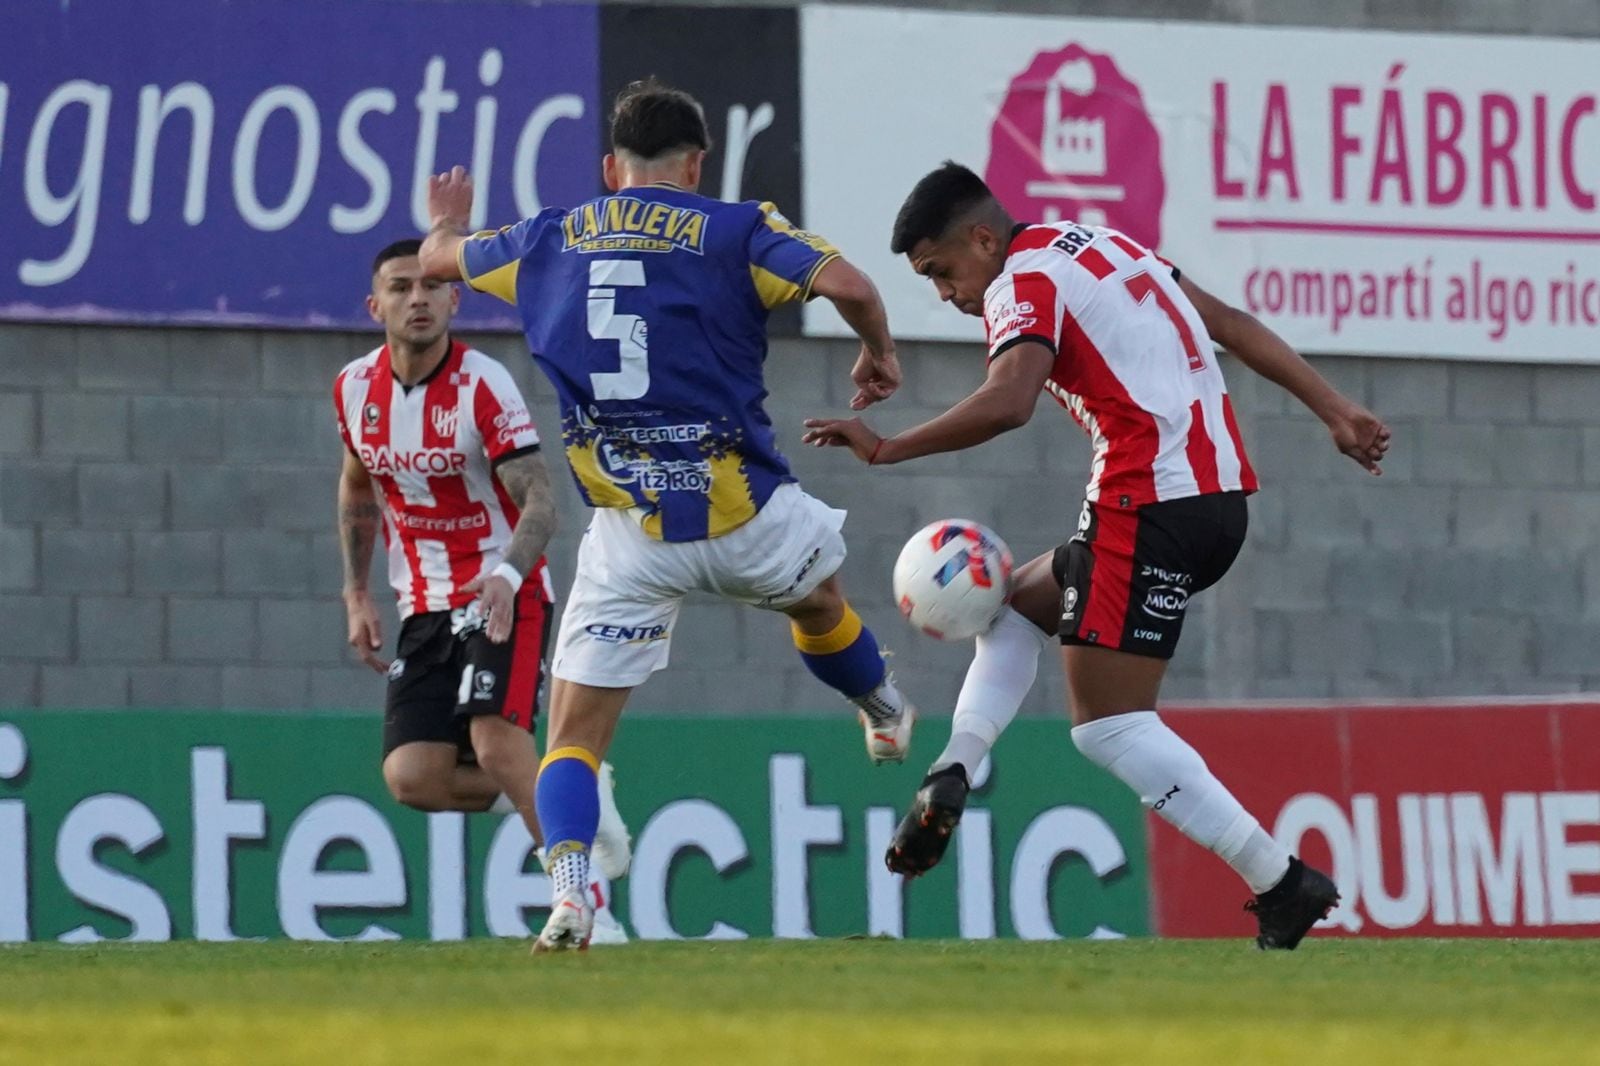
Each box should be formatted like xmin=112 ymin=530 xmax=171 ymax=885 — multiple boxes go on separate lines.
xmin=860 ymin=699 xmax=916 ymax=765
xmin=533 ymin=886 xmax=593 ymax=954
xmin=591 ymin=760 xmax=633 ymax=880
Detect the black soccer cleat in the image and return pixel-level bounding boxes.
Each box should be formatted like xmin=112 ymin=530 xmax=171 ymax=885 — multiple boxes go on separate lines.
xmin=885 ymin=765 xmax=970 ymax=878
xmin=1245 ymin=856 xmax=1340 ymax=950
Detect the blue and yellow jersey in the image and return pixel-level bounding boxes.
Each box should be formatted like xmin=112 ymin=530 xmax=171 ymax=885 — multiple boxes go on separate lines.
xmin=457 ymin=184 xmax=838 ymax=542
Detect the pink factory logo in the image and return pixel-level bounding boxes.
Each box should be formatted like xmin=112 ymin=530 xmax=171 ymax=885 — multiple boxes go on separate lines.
xmin=986 ymin=43 xmax=1165 ymax=251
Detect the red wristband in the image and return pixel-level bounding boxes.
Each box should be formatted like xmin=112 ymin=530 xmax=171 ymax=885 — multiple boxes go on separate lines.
xmin=868 ymin=438 xmax=885 ymax=465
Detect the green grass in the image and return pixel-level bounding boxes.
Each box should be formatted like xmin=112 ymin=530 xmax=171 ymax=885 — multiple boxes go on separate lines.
xmin=2 ymin=939 xmax=1598 ymax=1065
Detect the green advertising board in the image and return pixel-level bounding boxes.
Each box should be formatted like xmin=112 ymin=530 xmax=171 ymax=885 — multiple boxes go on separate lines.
xmin=0 ymin=712 xmax=1147 ymax=942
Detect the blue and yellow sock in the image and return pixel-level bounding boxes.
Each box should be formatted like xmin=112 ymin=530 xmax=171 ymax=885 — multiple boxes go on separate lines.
xmin=793 ymin=604 xmax=891 ymax=700
xmin=535 ymin=746 xmax=600 ymax=898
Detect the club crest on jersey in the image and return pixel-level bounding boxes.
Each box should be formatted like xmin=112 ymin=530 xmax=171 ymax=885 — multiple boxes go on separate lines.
xmin=362 ymin=402 xmax=381 ymax=434
xmin=430 ymin=405 xmax=460 ymax=439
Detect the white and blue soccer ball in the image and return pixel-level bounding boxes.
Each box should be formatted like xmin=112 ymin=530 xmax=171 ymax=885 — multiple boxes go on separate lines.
xmin=892 ymin=519 xmax=1013 ymax=641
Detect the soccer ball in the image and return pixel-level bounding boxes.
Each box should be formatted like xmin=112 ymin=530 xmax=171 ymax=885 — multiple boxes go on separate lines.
xmin=892 ymin=520 xmax=1013 ymax=641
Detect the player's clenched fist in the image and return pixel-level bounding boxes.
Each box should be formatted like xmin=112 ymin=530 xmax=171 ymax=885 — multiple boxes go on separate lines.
xmin=1324 ymin=401 xmax=1391 ymax=476
xmin=849 ymin=346 xmax=902 ymax=410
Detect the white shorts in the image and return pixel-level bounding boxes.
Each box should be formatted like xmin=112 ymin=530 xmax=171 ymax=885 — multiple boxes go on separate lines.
xmin=551 ymin=484 xmax=848 ymax=687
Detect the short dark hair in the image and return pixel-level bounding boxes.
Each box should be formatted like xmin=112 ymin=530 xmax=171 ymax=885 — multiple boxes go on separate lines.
xmin=372 ymin=238 xmax=422 ymax=277
xmin=610 ymin=78 xmax=712 ymax=160
xmin=890 ymin=162 xmax=999 ymax=255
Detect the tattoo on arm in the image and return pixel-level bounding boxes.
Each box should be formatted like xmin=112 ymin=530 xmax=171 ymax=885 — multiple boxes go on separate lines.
xmin=494 ymin=453 xmax=558 ymax=578
xmin=338 ymin=475 xmax=382 ymax=593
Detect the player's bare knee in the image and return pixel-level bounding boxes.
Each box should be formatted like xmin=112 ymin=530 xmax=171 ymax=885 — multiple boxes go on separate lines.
xmin=383 ymin=758 xmax=450 ymax=811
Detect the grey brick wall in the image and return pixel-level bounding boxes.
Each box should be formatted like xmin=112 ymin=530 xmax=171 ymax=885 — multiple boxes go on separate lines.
xmin=4 ymin=0 xmax=1599 ymax=715
xmin=5 ymin=317 xmax=1600 ymax=717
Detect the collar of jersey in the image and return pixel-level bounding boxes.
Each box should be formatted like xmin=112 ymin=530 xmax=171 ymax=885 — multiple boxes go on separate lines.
xmin=1006 ymin=222 xmax=1035 ymax=256
xmin=385 ymin=336 xmax=462 ymax=392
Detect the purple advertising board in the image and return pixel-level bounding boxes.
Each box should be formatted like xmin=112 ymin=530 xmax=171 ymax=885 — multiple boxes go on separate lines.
xmin=0 ymin=0 xmax=600 ymax=329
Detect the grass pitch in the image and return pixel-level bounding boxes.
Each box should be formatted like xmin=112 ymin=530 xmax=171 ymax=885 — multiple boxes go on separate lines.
xmin=1 ymin=939 xmax=1597 ymax=1066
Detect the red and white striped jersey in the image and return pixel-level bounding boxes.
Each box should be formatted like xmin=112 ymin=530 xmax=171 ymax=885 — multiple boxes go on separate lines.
xmin=334 ymin=339 xmax=554 ymax=620
xmin=984 ymin=222 xmax=1258 ymax=507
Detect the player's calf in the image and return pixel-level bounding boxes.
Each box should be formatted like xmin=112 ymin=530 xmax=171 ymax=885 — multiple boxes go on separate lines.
xmin=383 ymin=745 xmax=484 ymax=812
xmin=468 ymin=714 xmax=541 ymax=829
xmin=788 ymin=590 xmax=915 ymax=764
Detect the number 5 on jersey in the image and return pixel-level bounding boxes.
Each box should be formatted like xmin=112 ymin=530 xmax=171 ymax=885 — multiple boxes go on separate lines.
xmin=588 ymin=259 xmax=650 ymax=401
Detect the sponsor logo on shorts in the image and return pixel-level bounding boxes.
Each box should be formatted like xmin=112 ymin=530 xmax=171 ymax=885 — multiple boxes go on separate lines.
xmin=1141 ymin=585 xmax=1190 ymax=620
xmin=1132 ymin=627 xmax=1166 ymax=642
xmin=760 ymin=547 xmax=825 ymax=608
xmin=1140 ymin=565 xmax=1193 ymax=587
xmin=472 ymin=669 xmax=497 ymax=699
xmin=585 ymin=623 xmax=670 ymax=645
xmin=1061 ymin=585 xmax=1080 ymax=622
xmin=387 ymin=658 xmax=406 ymax=680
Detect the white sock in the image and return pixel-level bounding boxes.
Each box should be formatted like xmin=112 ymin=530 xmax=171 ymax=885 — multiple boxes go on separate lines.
xmin=489 ymin=793 xmax=517 ymax=815
xmin=932 ymin=607 xmax=1048 ymax=778
xmin=854 ymin=677 xmax=907 ymax=725
xmin=540 ymin=848 xmax=609 ymax=911
xmin=1071 ymin=711 xmax=1290 ymax=894
xmin=548 ymin=846 xmax=590 ymax=901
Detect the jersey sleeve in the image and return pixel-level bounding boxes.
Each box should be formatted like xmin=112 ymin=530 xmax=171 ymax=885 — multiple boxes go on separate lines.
xmin=332 ymin=372 xmax=356 ymax=455
xmin=984 ymin=271 xmax=1060 ymax=361
xmin=457 ymin=212 xmax=558 ymax=306
xmin=473 ymin=362 xmax=540 ymax=463
xmin=746 ymin=202 xmax=841 ymax=309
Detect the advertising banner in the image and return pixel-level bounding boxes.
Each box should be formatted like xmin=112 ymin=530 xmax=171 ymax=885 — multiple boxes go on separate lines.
xmin=801 ymin=6 xmax=1600 ymax=362
xmin=0 ymin=712 xmax=1147 ymax=942
xmin=0 ymin=0 xmax=600 ymax=330
xmin=1149 ymin=702 xmax=1600 ymax=938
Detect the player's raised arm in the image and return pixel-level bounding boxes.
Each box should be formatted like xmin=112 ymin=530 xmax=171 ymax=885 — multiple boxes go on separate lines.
xmin=1179 ymin=275 xmax=1391 ymax=475
xmin=809 ymin=258 xmax=902 ymax=410
xmin=419 ymin=166 xmax=472 ymax=281
xmin=336 ymin=447 xmax=388 ymax=673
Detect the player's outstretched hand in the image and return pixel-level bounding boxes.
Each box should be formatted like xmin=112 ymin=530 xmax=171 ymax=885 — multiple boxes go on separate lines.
xmin=344 ymin=590 xmax=389 ymax=673
xmin=428 ymin=165 xmax=474 ymax=231
xmin=802 ymin=416 xmax=883 ymax=464
xmin=462 ymin=572 xmax=516 ymax=644
xmin=849 ymin=346 xmax=902 ymax=410
xmin=1325 ymin=400 xmax=1391 ymax=475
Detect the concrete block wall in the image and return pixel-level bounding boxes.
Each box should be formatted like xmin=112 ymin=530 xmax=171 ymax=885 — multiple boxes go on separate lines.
xmin=5 ymin=0 xmax=1599 ymax=717
xmin=6 ymin=319 xmax=1600 ymax=719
